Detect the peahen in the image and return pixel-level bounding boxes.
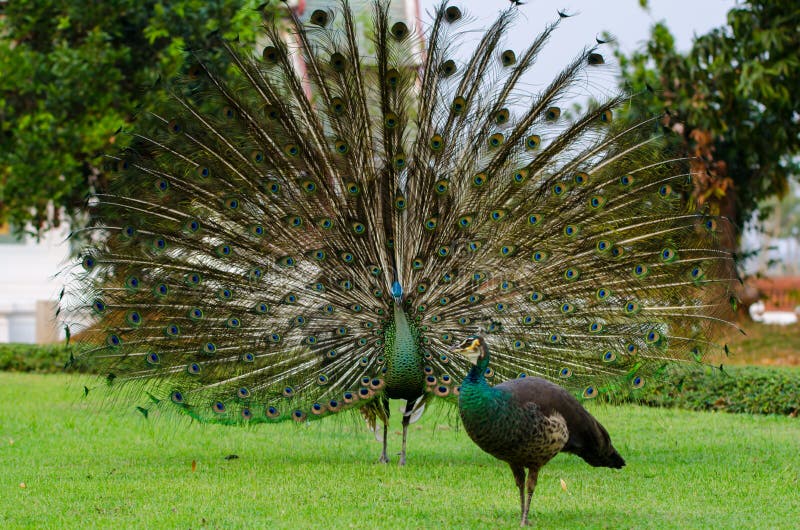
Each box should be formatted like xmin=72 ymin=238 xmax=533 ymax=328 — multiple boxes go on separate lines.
xmin=63 ymin=0 xmax=737 ymax=474
xmin=454 ymin=335 xmax=625 ymax=526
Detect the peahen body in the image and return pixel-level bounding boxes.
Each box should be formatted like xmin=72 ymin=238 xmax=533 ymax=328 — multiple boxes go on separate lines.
xmin=454 ymin=335 xmax=625 ymax=526
xmin=63 ymin=0 xmax=736 ymax=475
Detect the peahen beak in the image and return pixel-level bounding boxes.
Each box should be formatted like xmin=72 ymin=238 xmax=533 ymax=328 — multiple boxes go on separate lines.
xmin=450 ymin=341 xmax=481 ymax=365
xmin=463 ymin=350 xmax=481 ymax=365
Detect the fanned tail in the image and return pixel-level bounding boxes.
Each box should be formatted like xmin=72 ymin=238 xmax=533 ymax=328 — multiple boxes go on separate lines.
xmin=62 ymin=1 xmax=737 ymax=425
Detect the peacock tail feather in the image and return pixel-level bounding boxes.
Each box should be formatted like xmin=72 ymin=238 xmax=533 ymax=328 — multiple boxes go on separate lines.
xmin=62 ymin=1 xmax=737 ymax=426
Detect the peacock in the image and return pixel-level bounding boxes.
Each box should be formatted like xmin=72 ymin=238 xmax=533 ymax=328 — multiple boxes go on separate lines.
xmin=63 ymin=0 xmax=737 ymax=477
xmin=454 ymin=335 xmax=625 ymax=526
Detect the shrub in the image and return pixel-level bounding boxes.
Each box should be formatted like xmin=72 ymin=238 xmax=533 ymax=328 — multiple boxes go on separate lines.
xmin=2 ymin=344 xmax=798 ymax=415
xmin=606 ymin=365 xmax=800 ymax=416
xmin=0 ymin=343 xmax=77 ymax=373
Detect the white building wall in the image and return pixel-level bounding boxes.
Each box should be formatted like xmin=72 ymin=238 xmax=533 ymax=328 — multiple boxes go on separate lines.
xmin=0 ymin=226 xmax=70 ymax=343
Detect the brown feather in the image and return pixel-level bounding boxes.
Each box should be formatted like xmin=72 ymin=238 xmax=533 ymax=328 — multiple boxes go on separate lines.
xmin=497 ymin=377 xmax=625 ymax=468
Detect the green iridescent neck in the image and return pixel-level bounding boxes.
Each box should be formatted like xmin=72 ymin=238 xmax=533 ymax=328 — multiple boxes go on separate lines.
xmin=465 ymin=347 xmax=491 ymax=384
xmin=460 ymin=351 xmax=508 ymax=415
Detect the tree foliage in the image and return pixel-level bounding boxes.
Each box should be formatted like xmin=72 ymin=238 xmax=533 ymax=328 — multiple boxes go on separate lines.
xmin=617 ymin=0 xmax=800 ymax=229
xmin=0 ymin=0 xmax=267 ymax=238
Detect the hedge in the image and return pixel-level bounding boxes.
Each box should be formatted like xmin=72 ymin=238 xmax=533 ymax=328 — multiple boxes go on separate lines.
xmin=1 ymin=344 xmax=798 ymax=416
xmin=0 ymin=343 xmax=77 ymax=373
xmin=606 ymin=364 xmax=800 ymax=416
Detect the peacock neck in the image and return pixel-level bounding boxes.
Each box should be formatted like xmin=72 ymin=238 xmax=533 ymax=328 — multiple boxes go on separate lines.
xmin=383 ymin=305 xmax=424 ymax=400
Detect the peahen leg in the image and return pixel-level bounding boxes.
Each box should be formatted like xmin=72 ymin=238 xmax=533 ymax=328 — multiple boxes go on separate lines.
xmin=510 ymin=465 xmax=527 ymax=525
xmin=520 ymin=468 xmax=540 ymax=526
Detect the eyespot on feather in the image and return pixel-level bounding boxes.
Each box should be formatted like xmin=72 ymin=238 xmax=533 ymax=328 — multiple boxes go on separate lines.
xmin=501 ymin=50 xmax=516 ymax=66
xmin=526 ymin=135 xmax=541 ymax=150
xmin=330 ymin=52 xmax=346 ymax=72
xmin=488 ymin=133 xmax=504 ymax=148
xmin=310 ymin=9 xmax=329 ymax=27
xmin=386 ymin=68 xmax=400 ymax=87
xmin=452 ymin=96 xmax=467 ymax=115
xmin=330 ymin=97 xmax=345 ymax=115
xmin=262 ymin=46 xmax=279 ymax=64
xmin=444 ymin=6 xmax=462 ymax=23
xmin=588 ymin=52 xmax=604 ymax=65
xmin=494 ymin=108 xmax=510 ymax=124
xmin=391 ymin=22 xmax=409 ymax=40
xmin=440 ymin=60 xmax=456 ymax=76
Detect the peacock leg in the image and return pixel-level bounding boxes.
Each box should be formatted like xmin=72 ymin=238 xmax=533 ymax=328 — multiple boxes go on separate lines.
xmin=520 ymin=467 xmax=539 ymax=526
xmin=379 ymin=421 xmax=390 ymax=463
xmin=398 ymin=414 xmax=410 ymax=465
xmin=378 ymin=396 xmax=390 ymax=464
xmin=510 ymin=465 xmax=527 ymax=525
xmin=398 ymin=401 xmax=414 ymax=466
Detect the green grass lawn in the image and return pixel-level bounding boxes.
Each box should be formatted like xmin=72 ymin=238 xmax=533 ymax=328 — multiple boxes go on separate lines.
xmin=1 ymin=373 xmax=799 ymax=529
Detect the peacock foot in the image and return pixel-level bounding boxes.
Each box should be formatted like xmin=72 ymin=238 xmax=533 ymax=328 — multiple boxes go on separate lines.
xmin=378 ymin=453 xmax=390 ymax=464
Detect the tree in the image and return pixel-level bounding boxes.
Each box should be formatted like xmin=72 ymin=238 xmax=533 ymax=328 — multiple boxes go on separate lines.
xmin=0 ymin=0 xmax=267 ymax=239
xmin=616 ymin=0 xmax=800 ymax=231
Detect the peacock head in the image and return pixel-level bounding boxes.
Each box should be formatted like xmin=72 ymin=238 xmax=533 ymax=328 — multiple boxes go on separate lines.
xmin=451 ymin=335 xmax=490 ymax=369
xmin=391 ymin=280 xmax=404 ymax=304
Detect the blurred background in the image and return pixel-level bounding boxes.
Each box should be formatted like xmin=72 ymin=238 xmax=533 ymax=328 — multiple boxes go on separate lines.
xmin=1 ymin=0 xmax=798 ymax=362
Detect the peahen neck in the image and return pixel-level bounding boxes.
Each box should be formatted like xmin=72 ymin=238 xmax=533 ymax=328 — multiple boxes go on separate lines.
xmin=459 ymin=359 xmax=511 ymax=422
xmin=383 ymin=305 xmax=424 ymax=400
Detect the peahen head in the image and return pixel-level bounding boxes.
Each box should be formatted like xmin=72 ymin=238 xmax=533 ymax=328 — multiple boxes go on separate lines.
xmin=452 ymin=335 xmax=490 ymax=372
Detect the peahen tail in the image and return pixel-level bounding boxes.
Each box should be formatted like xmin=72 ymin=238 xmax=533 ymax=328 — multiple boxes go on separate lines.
xmin=62 ymin=1 xmax=738 ymax=425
